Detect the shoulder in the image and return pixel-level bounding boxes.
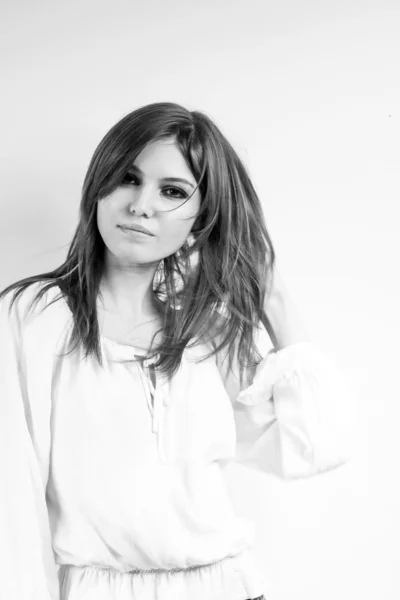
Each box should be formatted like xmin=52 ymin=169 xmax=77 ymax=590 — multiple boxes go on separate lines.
xmin=201 ymin=313 xmax=273 ymax=400
xmin=196 ymin=311 xmax=242 ymax=390
xmin=0 ymin=281 xmax=64 ymax=332
xmin=0 ymin=281 xmax=40 ymax=316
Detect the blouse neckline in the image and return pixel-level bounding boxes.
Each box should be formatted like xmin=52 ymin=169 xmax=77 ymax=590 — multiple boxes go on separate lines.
xmin=100 ymin=335 xmax=161 ymax=368
xmin=100 ymin=334 xmax=147 ymax=353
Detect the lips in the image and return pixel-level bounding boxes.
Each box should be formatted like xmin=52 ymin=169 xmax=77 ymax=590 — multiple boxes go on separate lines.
xmin=119 ymin=224 xmax=154 ymax=236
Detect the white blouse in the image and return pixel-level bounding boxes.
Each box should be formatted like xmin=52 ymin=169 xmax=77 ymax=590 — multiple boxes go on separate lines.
xmin=0 ymin=282 xmax=352 ymax=600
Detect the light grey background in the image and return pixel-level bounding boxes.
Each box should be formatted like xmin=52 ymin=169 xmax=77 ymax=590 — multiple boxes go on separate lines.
xmin=1 ymin=1 xmax=399 ymax=599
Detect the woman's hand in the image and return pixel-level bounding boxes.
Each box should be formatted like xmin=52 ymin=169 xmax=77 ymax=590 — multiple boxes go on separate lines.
xmin=263 ymin=265 xmax=312 ymax=350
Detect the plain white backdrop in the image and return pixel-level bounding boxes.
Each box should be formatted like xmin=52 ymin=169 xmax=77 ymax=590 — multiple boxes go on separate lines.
xmin=1 ymin=1 xmax=399 ymax=599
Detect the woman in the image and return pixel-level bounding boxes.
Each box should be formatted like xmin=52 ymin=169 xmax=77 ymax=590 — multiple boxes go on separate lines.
xmin=0 ymin=102 xmax=351 ymax=600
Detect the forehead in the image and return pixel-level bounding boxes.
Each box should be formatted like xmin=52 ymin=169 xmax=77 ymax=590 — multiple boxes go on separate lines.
xmin=134 ymin=139 xmax=181 ymax=166
xmin=132 ymin=139 xmax=197 ymax=187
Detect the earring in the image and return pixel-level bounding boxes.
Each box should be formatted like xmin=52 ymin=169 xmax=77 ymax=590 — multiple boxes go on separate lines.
xmin=186 ymin=233 xmax=195 ymax=247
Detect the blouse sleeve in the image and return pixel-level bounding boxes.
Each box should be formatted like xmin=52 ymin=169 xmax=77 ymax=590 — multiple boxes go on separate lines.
xmin=0 ymin=290 xmax=60 ymax=599
xmin=231 ymin=334 xmax=353 ymax=480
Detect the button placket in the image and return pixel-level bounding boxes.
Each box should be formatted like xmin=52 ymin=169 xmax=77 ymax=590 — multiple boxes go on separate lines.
xmin=140 ymin=359 xmax=170 ymax=463
xmin=102 ymin=338 xmax=173 ymax=464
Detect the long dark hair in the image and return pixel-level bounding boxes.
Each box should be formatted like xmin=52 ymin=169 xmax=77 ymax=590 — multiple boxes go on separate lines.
xmin=0 ymin=102 xmax=276 ymax=386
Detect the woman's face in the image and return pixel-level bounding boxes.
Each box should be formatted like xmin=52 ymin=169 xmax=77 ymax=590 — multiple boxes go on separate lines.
xmin=97 ymin=138 xmax=201 ymax=268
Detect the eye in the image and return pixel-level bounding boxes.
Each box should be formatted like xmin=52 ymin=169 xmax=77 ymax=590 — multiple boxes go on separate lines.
xmin=121 ymin=174 xmax=187 ymax=200
xmin=164 ymin=187 xmax=187 ymax=199
xmin=121 ymin=173 xmax=138 ymax=185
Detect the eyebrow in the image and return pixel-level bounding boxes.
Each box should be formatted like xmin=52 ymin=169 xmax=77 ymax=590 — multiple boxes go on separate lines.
xmin=130 ymin=164 xmax=195 ymax=189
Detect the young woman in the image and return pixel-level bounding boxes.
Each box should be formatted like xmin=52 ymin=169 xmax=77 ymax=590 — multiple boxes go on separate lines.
xmin=0 ymin=102 xmax=351 ymax=600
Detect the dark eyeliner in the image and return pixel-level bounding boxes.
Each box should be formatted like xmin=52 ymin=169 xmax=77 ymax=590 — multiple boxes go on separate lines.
xmin=121 ymin=173 xmax=187 ymax=199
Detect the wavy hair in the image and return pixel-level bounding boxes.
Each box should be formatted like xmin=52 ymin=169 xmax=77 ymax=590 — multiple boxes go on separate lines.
xmin=0 ymin=102 xmax=276 ymax=387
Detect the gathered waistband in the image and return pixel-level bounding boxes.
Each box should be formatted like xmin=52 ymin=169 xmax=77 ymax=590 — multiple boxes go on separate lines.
xmin=57 ymin=549 xmax=268 ymax=600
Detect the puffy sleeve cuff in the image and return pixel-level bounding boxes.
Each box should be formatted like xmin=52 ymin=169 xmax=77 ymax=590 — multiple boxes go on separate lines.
xmin=233 ymin=341 xmax=353 ymax=480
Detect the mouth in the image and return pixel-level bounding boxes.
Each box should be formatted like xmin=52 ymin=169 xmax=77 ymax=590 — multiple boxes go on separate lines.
xmin=118 ymin=225 xmax=154 ymax=237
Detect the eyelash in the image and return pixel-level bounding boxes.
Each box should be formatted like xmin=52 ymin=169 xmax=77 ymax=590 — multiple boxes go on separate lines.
xmin=121 ymin=174 xmax=187 ymax=200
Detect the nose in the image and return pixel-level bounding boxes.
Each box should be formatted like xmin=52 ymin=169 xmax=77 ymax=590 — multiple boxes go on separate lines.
xmin=128 ymin=187 xmax=156 ymax=217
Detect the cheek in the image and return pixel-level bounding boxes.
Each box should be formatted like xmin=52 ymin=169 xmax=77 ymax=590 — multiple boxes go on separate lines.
xmin=97 ymin=203 xmax=113 ymax=235
xmin=159 ymin=198 xmax=201 ymax=252
xmin=158 ymin=218 xmax=194 ymax=254
xmin=97 ymin=200 xmax=124 ymax=245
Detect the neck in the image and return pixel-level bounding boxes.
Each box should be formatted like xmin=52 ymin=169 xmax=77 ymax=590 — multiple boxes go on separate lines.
xmin=98 ymin=262 xmax=160 ymax=320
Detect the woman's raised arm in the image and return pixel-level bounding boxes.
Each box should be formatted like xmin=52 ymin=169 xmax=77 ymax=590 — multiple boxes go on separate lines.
xmin=216 ymin=268 xmax=354 ymax=480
